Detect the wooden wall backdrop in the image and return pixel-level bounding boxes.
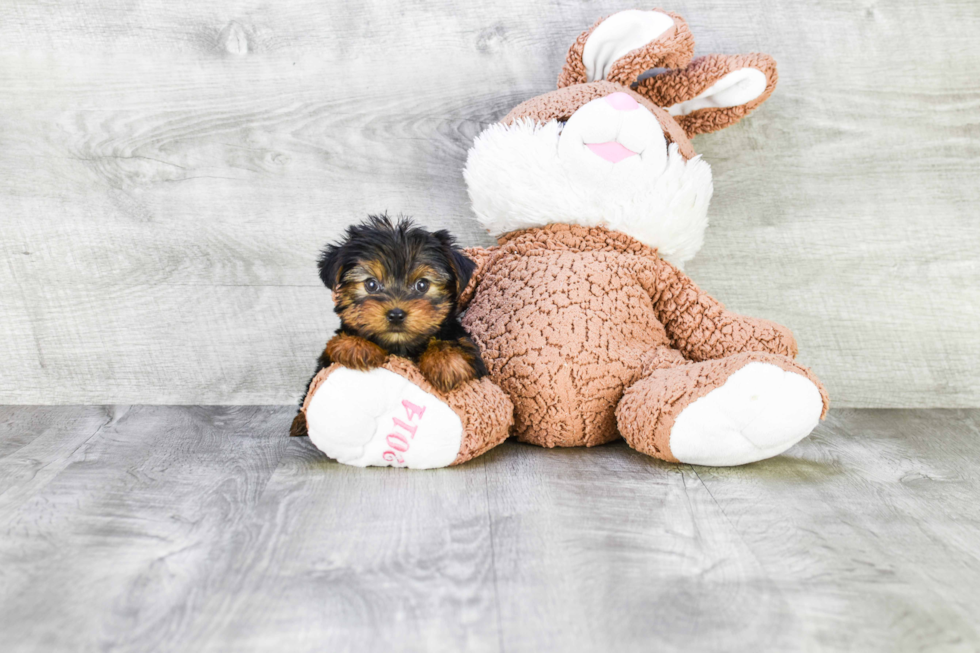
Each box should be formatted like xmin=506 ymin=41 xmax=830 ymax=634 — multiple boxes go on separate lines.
xmin=1 ymin=0 xmax=978 ymax=406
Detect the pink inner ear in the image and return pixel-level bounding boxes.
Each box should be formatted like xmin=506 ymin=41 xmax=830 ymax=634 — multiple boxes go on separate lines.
xmin=586 ymin=142 xmax=638 ymax=163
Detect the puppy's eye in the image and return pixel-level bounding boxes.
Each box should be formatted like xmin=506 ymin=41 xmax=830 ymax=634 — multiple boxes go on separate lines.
xmin=364 ymin=278 xmax=380 ymax=293
xmin=414 ymin=279 xmax=430 ymax=294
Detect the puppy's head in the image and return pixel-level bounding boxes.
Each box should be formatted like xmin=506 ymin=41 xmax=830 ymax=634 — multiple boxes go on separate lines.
xmin=318 ymin=214 xmax=475 ymax=355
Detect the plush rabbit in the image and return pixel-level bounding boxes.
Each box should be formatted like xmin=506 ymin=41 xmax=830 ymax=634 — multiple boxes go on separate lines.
xmin=301 ymin=7 xmax=828 ymax=468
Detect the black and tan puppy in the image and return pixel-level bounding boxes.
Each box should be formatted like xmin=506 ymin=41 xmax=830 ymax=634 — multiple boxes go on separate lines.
xmin=290 ymin=214 xmax=487 ymax=437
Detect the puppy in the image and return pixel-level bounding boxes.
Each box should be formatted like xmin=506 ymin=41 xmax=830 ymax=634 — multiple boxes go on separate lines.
xmin=290 ymin=214 xmax=488 ymax=437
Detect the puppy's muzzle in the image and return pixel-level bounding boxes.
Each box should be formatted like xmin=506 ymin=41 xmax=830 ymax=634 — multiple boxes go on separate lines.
xmin=386 ymin=308 xmax=407 ymax=325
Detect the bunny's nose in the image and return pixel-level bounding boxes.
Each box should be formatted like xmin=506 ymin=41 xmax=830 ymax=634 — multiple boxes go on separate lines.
xmin=605 ymin=92 xmax=639 ymax=111
xmin=386 ymin=308 xmax=407 ymax=324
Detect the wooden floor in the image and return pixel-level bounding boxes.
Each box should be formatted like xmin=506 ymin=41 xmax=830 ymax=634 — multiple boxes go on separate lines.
xmin=1 ymin=407 xmax=978 ymax=652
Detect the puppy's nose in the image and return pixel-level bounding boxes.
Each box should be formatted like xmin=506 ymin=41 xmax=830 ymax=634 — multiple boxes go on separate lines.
xmin=604 ymin=92 xmax=639 ymax=111
xmin=386 ymin=308 xmax=407 ymax=324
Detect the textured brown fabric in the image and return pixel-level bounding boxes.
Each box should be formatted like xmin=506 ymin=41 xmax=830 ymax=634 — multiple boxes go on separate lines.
xmin=606 ymin=11 xmax=695 ymax=88
xmin=300 ymin=357 xmax=514 ymax=466
xmin=556 ymin=15 xmax=602 ymax=89
xmin=460 ymin=223 xmax=826 ymax=451
xmin=617 ymin=351 xmax=830 ymax=462
xmin=501 ymin=82 xmax=697 ymax=161
xmin=557 ymin=9 xmax=695 ymax=89
xmin=451 ymin=12 xmax=795 ymax=462
xmin=635 ymin=53 xmax=778 ymax=138
xmin=502 ymin=12 xmax=778 ymax=166
xmin=634 ymin=255 xmax=798 ymax=361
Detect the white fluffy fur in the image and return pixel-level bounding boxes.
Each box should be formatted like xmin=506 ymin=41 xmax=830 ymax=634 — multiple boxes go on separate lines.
xmin=463 ymin=118 xmax=714 ymax=266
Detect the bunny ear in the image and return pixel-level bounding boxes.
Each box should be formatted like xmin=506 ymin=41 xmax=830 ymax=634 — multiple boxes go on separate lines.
xmin=557 ymin=9 xmax=695 ymax=89
xmin=635 ymin=53 xmax=777 ymax=138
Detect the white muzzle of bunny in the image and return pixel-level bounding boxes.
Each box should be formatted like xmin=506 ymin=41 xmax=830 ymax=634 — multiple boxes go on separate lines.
xmin=464 ymin=98 xmax=714 ymax=267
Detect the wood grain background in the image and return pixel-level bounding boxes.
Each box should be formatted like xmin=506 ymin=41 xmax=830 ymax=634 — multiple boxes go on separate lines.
xmin=1 ymin=0 xmax=977 ymax=406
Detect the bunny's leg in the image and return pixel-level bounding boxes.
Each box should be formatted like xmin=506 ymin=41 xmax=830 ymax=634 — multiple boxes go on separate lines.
xmin=616 ymin=351 xmax=828 ymax=466
xmin=301 ymin=357 xmax=512 ymax=469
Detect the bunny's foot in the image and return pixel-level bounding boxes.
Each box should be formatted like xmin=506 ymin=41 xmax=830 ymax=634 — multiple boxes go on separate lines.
xmin=617 ymin=352 xmax=828 ymax=466
xmin=301 ymin=358 xmax=512 ymax=469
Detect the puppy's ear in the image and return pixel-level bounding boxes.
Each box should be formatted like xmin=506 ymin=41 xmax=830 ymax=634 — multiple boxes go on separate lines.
xmin=317 ymin=244 xmax=344 ymax=290
xmin=449 ymin=249 xmax=476 ymax=298
xmin=433 ymin=230 xmax=476 ymax=298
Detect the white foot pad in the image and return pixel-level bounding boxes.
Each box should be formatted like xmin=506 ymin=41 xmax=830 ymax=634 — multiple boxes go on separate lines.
xmin=669 ymin=362 xmax=823 ymax=466
xmin=305 ymin=367 xmax=463 ymax=469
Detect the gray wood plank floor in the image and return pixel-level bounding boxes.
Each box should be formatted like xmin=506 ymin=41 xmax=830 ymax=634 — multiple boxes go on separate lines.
xmin=1 ymin=406 xmax=978 ymax=652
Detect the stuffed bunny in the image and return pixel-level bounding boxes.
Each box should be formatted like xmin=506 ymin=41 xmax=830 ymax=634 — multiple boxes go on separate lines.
xmin=301 ymin=7 xmax=828 ymax=468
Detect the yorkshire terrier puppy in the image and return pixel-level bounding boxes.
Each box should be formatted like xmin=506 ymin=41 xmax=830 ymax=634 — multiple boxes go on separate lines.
xmin=290 ymin=214 xmax=488 ymax=437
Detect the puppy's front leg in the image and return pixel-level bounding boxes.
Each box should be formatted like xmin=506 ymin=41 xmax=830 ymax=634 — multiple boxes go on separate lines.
xmin=418 ymin=337 xmax=485 ymax=393
xmin=325 ymin=333 xmax=389 ymax=371
xmin=289 ymin=333 xmax=388 ymax=438
xmin=290 ymin=412 xmax=310 ymax=437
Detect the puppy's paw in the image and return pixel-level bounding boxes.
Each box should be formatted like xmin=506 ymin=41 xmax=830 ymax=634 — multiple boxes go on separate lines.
xmin=418 ymin=339 xmax=479 ymax=393
xmin=325 ymin=333 xmax=388 ymax=371
xmin=289 ymin=412 xmax=308 ymax=437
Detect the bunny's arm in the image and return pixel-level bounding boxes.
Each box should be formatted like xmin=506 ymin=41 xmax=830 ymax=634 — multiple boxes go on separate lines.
xmin=637 ymin=255 xmax=797 ymax=361
xmin=458 ymin=246 xmax=498 ymax=310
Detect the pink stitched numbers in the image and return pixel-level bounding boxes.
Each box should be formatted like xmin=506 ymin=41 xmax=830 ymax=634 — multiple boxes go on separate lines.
xmin=381 ymin=399 xmax=428 ymax=465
